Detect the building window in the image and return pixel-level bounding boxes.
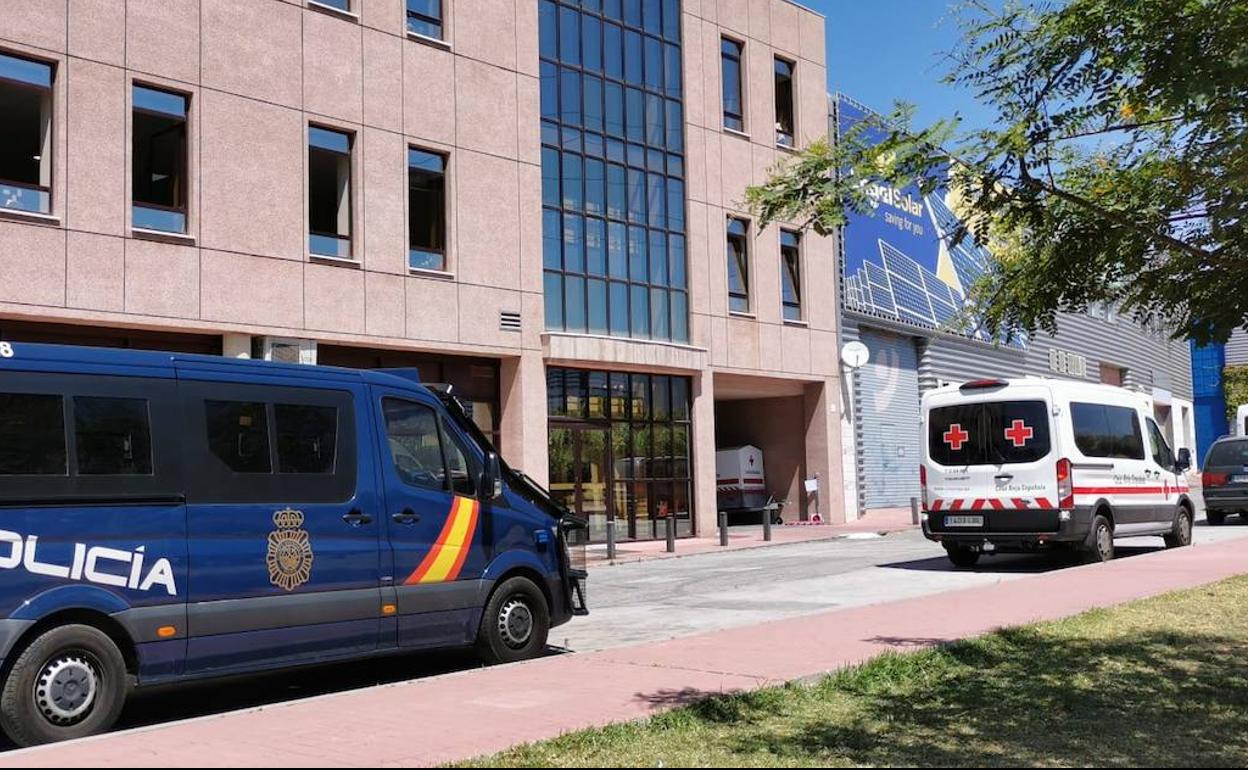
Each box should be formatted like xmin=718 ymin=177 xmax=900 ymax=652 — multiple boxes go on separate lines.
xmin=726 ymin=217 xmax=750 ymax=313
xmin=539 ymin=0 xmax=688 ymax=344
xmin=547 ymin=368 xmax=692 ymax=543
xmin=408 ymin=148 xmax=446 ymax=271
xmin=781 ymin=229 xmax=802 ymax=321
xmin=407 ymin=0 xmax=443 ymax=40
xmin=311 ymin=0 xmax=351 ymax=11
xmin=774 ymin=57 xmax=794 ymax=147
xmin=1099 ymin=363 xmax=1126 ymax=387
xmin=132 ymin=85 xmax=188 ymax=233
xmin=308 ymin=126 xmax=353 ymax=259
xmin=721 ymin=37 xmax=744 ymax=132
xmin=0 ymin=52 xmax=54 ymax=215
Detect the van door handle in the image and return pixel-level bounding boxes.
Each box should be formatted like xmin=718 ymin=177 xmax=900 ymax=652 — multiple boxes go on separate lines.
xmin=392 ymin=509 xmax=420 ymax=525
xmin=994 ymin=473 xmax=1013 ymax=482
xmin=342 ymin=509 xmax=372 ymax=526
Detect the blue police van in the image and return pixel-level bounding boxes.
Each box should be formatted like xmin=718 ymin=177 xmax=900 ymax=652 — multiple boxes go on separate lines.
xmin=0 ymin=342 xmax=587 ymax=745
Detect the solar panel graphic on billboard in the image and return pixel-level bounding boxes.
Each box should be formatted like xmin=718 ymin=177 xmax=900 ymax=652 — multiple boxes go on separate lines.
xmin=836 ymin=94 xmax=1023 ymax=348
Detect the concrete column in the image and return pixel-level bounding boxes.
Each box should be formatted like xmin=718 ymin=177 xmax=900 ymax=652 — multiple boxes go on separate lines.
xmin=692 ymin=368 xmax=718 ymax=536
xmin=222 ymin=333 xmax=252 ymax=359
xmin=499 ymin=350 xmax=550 ymax=487
xmin=803 ymin=377 xmax=846 ymax=524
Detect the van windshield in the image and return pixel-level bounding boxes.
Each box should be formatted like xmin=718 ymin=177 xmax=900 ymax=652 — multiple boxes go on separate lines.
xmin=929 ymin=400 xmax=1051 ymax=466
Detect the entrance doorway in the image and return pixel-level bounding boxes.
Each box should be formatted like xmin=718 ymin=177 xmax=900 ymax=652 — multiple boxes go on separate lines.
xmin=546 ymin=367 xmax=694 ymax=543
xmin=548 ymin=424 xmax=611 ymax=542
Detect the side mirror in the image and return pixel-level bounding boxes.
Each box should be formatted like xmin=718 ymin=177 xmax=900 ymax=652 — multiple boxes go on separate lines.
xmin=1176 ymin=447 xmax=1191 ymax=472
xmin=482 ymin=451 xmax=504 ymax=501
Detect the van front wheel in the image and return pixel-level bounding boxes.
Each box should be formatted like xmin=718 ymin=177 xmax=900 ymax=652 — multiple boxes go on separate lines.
xmin=0 ymin=624 xmax=128 ymax=747
xmin=476 ymin=576 xmax=550 ymax=665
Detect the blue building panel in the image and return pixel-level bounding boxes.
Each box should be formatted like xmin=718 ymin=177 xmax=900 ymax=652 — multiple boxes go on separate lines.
xmin=1191 ymin=341 xmax=1229 ymax=464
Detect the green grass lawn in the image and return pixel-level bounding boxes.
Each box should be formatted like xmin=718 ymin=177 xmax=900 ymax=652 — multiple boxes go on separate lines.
xmin=463 ymin=576 xmax=1248 ymax=768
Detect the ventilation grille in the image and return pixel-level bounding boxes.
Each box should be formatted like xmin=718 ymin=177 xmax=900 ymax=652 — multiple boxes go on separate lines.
xmin=499 ymin=310 xmax=522 ymax=332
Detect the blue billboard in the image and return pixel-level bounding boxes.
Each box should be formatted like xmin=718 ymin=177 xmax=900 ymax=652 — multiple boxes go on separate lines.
xmin=836 ymin=94 xmax=1008 ymax=345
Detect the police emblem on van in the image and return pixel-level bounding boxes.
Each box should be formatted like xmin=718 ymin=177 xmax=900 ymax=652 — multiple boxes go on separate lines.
xmin=266 ymin=508 xmax=313 ymax=592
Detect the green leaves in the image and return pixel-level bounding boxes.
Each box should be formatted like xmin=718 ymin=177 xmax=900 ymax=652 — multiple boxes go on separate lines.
xmin=748 ymin=0 xmax=1248 ymax=344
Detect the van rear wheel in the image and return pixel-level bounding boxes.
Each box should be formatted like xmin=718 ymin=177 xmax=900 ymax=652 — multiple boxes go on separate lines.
xmin=944 ymin=545 xmax=981 ymax=569
xmin=1207 ymin=510 xmax=1226 ymax=526
xmin=0 ymin=624 xmax=128 ymax=747
xmin=475 ymin=576 xmax=550 ymax=665
xmin=1082 ymin=514 xmax=1115 ymax=564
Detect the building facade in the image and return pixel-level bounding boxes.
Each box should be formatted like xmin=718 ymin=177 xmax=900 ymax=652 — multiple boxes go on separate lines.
xmin=0 ymin=0 xmax=842 ymax=540
xmin=832 ymin=94 xmax=1196 ymax=513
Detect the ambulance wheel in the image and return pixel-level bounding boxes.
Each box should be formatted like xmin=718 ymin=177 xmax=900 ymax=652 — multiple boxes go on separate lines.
xmin=1164 ymin=507 xmax=1193 ymax=549
xmin=0 ymin=624 xmax=128 ymax=747
xmin=476 ymin=576 xmax=550 ymax=665
xmin=1082 ymin=514 xmax=1115 ymax=563
xmin=944 ymin=546 xmax=980 ymax=568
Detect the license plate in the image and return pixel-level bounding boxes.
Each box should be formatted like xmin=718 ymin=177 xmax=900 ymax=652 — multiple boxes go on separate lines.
xmin=945 ymin=515 xmax=984 ymax=528
xmin=1234 ymin=475 xmax=1248 ymax=483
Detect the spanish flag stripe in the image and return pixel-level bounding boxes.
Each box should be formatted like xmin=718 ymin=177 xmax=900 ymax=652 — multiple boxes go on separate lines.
xmin=405 ymin=497 xmax=463 ymax=585
xmin=420 ymin=497 xmax=478 ymax=583
xmin=403 ymin=496 xmax=478 ymax=585
xmin=444 ymin=499 xmax=479 ymax=582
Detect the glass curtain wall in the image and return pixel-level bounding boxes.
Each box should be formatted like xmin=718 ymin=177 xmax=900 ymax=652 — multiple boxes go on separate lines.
xmin=539 ymin=0 xmax=688 ymax=343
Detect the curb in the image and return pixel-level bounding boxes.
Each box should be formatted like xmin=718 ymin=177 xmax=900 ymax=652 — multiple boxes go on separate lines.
xmin=586 ymin=527 xmax=916 ymax=568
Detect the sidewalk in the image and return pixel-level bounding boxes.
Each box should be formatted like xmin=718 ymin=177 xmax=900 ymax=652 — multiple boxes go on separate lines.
xmin=586 ymin=506 xmax=915 ymax=567
xmin=8 ymin=530 xmax=1246 ymax=768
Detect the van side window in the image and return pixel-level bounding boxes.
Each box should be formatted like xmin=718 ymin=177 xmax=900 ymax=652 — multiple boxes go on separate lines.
xmin=74 ymin=396 xmax=153 ymax=475
xmin=1071 ymin=403 xmax=1145 ymax=460
xmin=182 ymin=382 xmax=357 ymax=504
xmin=0 ymin=393 xmax=67 ymax=475
xmin=441 ymin=418 xmax=478 ymax=497
xmin=205 ymin=400 xmax=271 ymax=473
xmin=383 ymin=398 xmax=446 ymax=490
xmin=275 ymin=404 xmax=337 ymax=473
xmin=1146 ymin=418 xmax=1174 ymax=468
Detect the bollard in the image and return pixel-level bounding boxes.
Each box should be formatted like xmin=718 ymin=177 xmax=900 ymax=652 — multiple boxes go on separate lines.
xmin=606 ymin=518 xmax=616 ymax=561
xmin=719 ymin=511 xmax=728 ymax=546
xmin=762 ymin=504 xmax=773 ymax=542
xmin=665 ymin=514 xmax=676 ymax=553
xmin=910 ymin=496 xmax=921 ymax=525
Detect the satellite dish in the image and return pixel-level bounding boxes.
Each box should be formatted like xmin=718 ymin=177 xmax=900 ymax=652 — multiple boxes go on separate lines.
xmin=841 ymin=341 xmax=870 ymax=369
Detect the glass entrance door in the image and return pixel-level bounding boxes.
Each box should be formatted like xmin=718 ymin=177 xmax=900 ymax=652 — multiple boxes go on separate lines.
xmin=548 ymin=424 xmax=612 ymax=542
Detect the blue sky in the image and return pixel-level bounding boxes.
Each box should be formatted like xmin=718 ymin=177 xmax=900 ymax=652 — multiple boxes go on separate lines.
xmin=801 ymin=0 xmax=1000 ymax=132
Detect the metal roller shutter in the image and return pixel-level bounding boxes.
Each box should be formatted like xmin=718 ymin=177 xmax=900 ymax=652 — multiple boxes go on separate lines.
xmin=856 ymin=328 xmax=922 ymax=508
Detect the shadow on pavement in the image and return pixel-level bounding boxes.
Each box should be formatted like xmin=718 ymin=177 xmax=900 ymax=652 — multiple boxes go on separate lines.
xmin=634 ymin=687 xmax=739 ymax=711
xmin=880 ymin=543 xmax=1161 ymax=574
xmin=0 ymin=646 xmax=569 ymax=752
xmin=862 ymin=635 xmax=959 ymax=648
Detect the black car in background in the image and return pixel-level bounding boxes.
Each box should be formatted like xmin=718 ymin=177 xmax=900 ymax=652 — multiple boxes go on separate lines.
xmin=1201 ymin=436 xmax=1248 ymax=525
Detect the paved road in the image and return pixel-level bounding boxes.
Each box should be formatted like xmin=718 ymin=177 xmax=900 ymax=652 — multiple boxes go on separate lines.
xmin=561 ymin=512 xmax=1248 ymax=651
xmin=5 ymin=510 xmax=1246 ymax=749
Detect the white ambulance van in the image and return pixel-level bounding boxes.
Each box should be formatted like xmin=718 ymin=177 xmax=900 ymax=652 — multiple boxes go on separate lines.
xmin=921 ymin=378 xmax=1194 ymax=567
